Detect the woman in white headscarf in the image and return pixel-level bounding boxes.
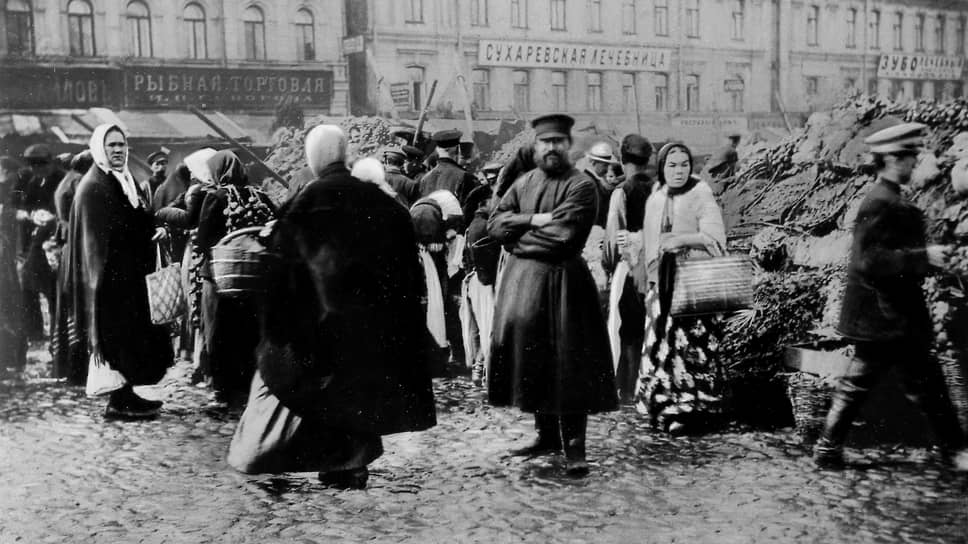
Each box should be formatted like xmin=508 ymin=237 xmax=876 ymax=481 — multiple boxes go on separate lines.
xmin=66 ymin=123 xmax=172 ymax=419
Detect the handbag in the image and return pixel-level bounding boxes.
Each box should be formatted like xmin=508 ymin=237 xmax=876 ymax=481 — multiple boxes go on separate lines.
xmin=145 ymin=244 xmax=185 ymax=324
xmin=668 ymin=241 xmax=753 ymax=317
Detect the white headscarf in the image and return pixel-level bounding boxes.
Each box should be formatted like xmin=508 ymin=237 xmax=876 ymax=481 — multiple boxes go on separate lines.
xmin=183 ymin=147 xmax=217 ymax=185
xmin=351 ymin=157 xmax=397 ymax=198
xmin=305 ymin=124 xmax=347 ymax=176
xmin=89 ymin=123 xmax=141 ymax=209
xmin=427 ymin=190 xmax=462 ymax=220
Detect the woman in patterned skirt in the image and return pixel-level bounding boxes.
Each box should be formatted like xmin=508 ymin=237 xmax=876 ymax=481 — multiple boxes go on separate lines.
xmin=634 ymin=143 xmax=728 ymax=434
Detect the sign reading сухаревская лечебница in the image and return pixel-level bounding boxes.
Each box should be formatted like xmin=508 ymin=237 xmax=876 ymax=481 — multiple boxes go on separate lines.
xmin=477 ymin=39 xmax=673 ymax=72
xmin=0 ymin=65 xmax=334 ymax=111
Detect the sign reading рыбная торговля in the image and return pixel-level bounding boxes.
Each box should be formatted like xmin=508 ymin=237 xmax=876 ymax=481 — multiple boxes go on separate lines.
xmin=125 ymin=67 xmax=334 ymax=110
xmin=477 ymin=39 xmax=673 ymax=72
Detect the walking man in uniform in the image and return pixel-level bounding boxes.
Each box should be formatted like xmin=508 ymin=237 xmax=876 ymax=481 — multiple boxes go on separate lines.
xmin=418 ymin=130 xmax=477 ymax=206
xmin=382 ymin=147 xmax=421 ymax=208
xmin=488 ymin=114 xmax=618 ymax=476
xmin=814 ymin=122 xmax=968 ymax=471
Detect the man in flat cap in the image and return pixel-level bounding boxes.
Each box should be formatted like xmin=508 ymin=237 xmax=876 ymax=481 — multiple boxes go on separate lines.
xmin=488 ymin=113 xmax=617 ymax=476
xmin=603 ymin=134 xmax=656 ymax=404
xmin=481 ymin=162 xmax=502 ymax=188
xmin=402 ymin=145 xmax=427 ymax=182
xmin=584 ymin=142 xmax=620 ymax=227
xmin=418 ymin=129 xmax=477 ymax=206
xmin=19 ymin=143 xmax=64 ymax=340
xmin=144 ymin=149 xmax=169 ymax=201
xmin=382 ymin=147 xmax=421 ymax=208
xmin=815 ymin=122 xmax=968 ymax=471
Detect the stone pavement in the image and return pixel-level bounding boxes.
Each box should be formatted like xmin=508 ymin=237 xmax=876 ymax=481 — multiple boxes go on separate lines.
xmin=1 ymin=347 xmax=966 ymax=544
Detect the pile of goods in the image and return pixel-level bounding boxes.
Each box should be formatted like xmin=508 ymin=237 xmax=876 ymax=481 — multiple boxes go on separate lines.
xmin=724 ymin=93 xmax=968 ymax=430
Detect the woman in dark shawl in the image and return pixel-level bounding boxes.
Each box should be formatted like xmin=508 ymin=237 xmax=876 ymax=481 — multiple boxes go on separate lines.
xmin=0 ymin=157 xmax=27 ymax=370
xmin=67 ymin=124 xmax=172 ymax=418
xmin=195 ymin=150 xmax=275 ymax=406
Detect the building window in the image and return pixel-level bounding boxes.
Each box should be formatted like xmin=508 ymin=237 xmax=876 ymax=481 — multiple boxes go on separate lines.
xmin=5 ymin=0 xmax=33 ymax=55
xmin=67 ymin=0 xmax=95 ymax=56
xmin=958 ymin=16 xmax=966 ymax=55
xmin=936 ymin=15 xmax=946 ymax=54
xmin=867 ymin=77 xmax=878 ymax=96
xmin=892 ymin=11 xmax=902 ymax=51
xmin=731 ymin=0 xmax=744 ymax=41
xmin=844 ymin=77 xmax=856 ymax=90
xmin=726 ymin=78 xmax=744 ymax=112
xmin=889 ymin=80 xmax=903 ymax=100
xmin=243 ymin=6 xmax=266 ymax=60
xmin=806 ymin=5 xmax=819 ymax=46
xmin=470 ymin=0 xmax=488 ymax=26
xmin=915 ymin=13 xmax=925 ymax=52
xmin=654 ymin=0 xmax=668 ymax=37
xmin=294 ymin=8 xmax=315 ymax=61
xmin=622 ymin=73 xmax=635 ymax=112
xmin=126 ymin=1 xmax=152 ymax=57
xmin=622 ymin=0 xmax=636 ymax=35
xmin=654 ymin=73 xmax=668 ymax=111
xmin=587 ymin=0 xmax=602 ymax=32
xmin=184 ymin=3 xmax=207 ymax=59
xmin=510 ymin=0 xmax=527 ymax=28
xmin=408 ymin=66 xmax=425 ymax=110
xmin=870 ymin=9 xmax=880 ymax=50
xmin=512 ymin=70 xmax=529 ymax=112
xmin=406 ymin=0 xmax=424 ymax=23
xmin=685 ymin=0 xmax=699 ymax=38
xmin=551 ymin=0 xmax=566 ymax=31
xmin=472 ymin=69 xmax=490 ymax=110
xmin=913 ymin=80 xmax=924 ymax=99
xmin=587 ymin=72 xmax=602 ymax=112
xmin=685 ymin=74 xmax=699 ymax=111
xmin=551 ymin=71 xmax=567 ymax=111
xmin=846 ymin=8 xmax=857 ymax=49
xmin=805 ymin=76 xmax=819 ymax=97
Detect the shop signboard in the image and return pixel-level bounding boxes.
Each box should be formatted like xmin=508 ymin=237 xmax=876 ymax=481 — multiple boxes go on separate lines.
xmin=0 ymin=66 xmax=121 ymax=109
xmin=672 ymin=116 xmax=748 ymax=130
xmin=724 ymin=79 xmax=745 ymax=92
xmin=343 ymin=35 xmax=365 ymax=55
xmin=123 ymin=66 xmax=334 ymax=110
xmin=389 ymin=82 xmax=412 ymax=110
xmin=877 ymin=54 xmax=965 ymax=80
xmin=477 ymin=39 xmax=672 ymax=72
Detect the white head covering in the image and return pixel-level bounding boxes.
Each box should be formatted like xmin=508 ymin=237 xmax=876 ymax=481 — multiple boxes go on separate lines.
xmin=183 ymin=147 xmax=217 ymax=185
xmin=89 ymin=123 xmax=141 ymax=209
xmin=305 ymin=124 xmax=347 ymax=176
xmin=427 ymin=190 xmax=462 ymax=220
xmin=351 ymin=157 xmax=397 ymax=198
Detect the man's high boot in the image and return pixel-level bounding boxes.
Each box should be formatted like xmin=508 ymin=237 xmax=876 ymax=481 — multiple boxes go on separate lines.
xmin=561 ymin=414 xmax=589 ymax=476
xmin=509 ymin=413 xmax=562 ymax=457
xmin=618 ymin=342 xmax=643 ymax=404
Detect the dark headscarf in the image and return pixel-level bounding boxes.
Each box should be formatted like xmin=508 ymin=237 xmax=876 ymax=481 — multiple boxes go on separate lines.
xmin=206 ymin=150 xmax=248 ymax=187
xmin=655 ymin=142 xmax=699 ymax=196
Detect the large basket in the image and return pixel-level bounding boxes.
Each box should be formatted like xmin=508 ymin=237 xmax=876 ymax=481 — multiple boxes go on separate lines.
xmin=783 ymin=371 xmax=834 ymax=444
xmin=669 ymin=254 xmax=754 ymax=317
xmin=210 ymin=226 xmax=277 ymax=298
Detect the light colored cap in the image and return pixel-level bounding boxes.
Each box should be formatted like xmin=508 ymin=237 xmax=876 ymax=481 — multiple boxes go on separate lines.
xmin=864 ymin=122 xmax=926 ymax=154
xmin=586 ymin=142 xmax=617 ymax=164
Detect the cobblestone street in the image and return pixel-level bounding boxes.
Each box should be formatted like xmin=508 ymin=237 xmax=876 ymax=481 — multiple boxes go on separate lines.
xmin=1 ymin=347 xmax=967 ymax=544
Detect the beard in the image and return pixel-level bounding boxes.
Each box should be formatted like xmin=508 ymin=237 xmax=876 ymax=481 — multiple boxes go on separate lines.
xmin=537 ymin=150 xmax=571 ymax=176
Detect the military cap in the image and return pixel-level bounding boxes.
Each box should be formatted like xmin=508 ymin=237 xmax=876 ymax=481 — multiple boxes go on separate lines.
xmin=620 ymin=134 xmax=653 ymax=163
xmin=865 ymin=122 xmax=926 ymax=154
xmin=147 ymin=150 xmax=169 ymax=164
xmin=383 ymin=146 xmax=406 ymax=160
xmin=727 ymin=132 xmax=742 ymax=140
xmin=482 ymin=162 xmax=503 ymax=173
xmin=531 ymin=114 xmax=575 ymax=138
xmin=23 ymin=144 xmax=52 ymax=161
xmin=432 ymin=129 xmax=462 ymax=148
xmin=402 ymin=145 xmax=425 ymax=160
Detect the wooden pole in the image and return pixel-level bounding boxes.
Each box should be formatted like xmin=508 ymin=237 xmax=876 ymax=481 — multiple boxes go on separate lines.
xmin=631 ymin=77 xmax=643 ymax=135
xmin=456 ymin=74 xmax=475 ymax=144
xmin=773 ymin=91 xmax=794 ymax=133
xmin=188 ymin=106 xmax=288 ymax=187
xmin=413 ymin=79 xmax=438 ymax=146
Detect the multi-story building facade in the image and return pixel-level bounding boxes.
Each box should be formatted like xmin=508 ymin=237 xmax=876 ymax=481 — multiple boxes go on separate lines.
xmin=347 ymin=0 xmax=968 ymax=150
xmin=0 ymin=0 xmax=348 ymax=149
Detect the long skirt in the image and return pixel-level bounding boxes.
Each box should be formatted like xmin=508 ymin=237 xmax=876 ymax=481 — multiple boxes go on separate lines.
xmin=228 ymin=371 xmax=384 ymax=474
xmin=634 ymin=286 xmax=726 ymax=433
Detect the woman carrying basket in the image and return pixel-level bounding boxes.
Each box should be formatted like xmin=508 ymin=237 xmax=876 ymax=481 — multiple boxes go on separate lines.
xmin=634 ymin=143 xmax=728 ymax=435
xmin=194 ymin=150 xmax=275 ymax=408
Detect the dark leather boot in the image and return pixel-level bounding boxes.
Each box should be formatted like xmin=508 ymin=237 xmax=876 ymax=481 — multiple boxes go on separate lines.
xmin=509 ymin=414 xmax=562 ymax=457
xmin=561 ymin=414 xmax=589 ymax=476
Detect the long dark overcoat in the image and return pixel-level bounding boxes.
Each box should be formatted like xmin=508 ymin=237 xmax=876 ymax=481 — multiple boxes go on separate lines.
xmin=257 ymin=163 xmax=437 ymax=436
xmin=417 ymin=157 xmax=477 ymax=205
xmin=487 ymin=167 xmax=618 ymax=415
xmin=838 ymin=178 xmax=932 ymax=343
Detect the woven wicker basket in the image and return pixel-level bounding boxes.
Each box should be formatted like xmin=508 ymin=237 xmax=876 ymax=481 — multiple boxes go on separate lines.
xmin=211 ymin=226 xmax=277 ymax=298
xmin=939 ymin=355 xmax=968 ymax=436
xmin=784 ymin=371 xmax=834 ymax=444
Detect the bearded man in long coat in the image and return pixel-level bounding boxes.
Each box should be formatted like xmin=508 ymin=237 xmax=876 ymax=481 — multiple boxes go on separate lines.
xmin=487 ymin=114 xmax=617 ymax=476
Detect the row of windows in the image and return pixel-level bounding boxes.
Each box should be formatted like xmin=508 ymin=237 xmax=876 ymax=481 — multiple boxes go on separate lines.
xmin=803 ymin=75 xmax=964 ymax=103
xmin=4 ymin=0 xmax=318 ymax=61
xmin=411 ymin=0 xmax=747 ymax=41
xmin=808 ymin=5 xmax=966 ymax=54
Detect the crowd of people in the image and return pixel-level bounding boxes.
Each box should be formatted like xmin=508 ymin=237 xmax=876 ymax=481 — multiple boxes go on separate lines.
xmin=1 ymin=111 xmax=967 ymax=489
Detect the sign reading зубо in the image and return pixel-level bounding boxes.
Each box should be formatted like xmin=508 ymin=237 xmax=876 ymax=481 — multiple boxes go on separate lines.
xmin=477 ymin=39 xmax=672 ymax=72
xmin=877 ymin=54 xmax=966 ymax=80
xmin=125 ymin=67 xmax=333 ymax=109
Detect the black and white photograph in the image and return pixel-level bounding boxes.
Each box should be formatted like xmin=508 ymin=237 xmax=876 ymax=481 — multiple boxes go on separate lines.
xmin=1 ymin=0 xmax=967 ymax=542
